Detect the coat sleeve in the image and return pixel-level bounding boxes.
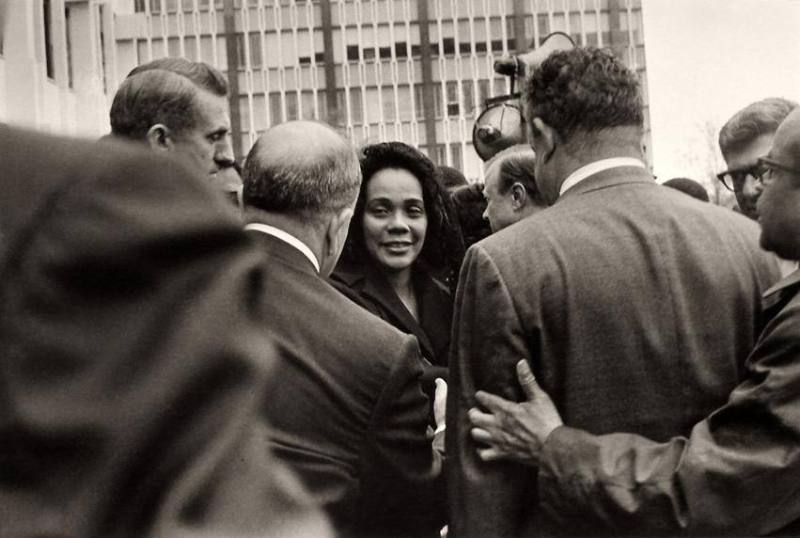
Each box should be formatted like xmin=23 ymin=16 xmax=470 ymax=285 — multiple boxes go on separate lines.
xmin=536 ymin=292 xmax=800 ymax=536
xmin=447 ymin=244 xmax=538 ymax=538
xmin=358 ymin=335 xmax=446 ymax=537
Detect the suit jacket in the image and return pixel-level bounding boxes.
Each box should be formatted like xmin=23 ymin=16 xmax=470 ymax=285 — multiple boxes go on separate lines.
xmin=446 ymin=166 xmax=781 ymax=537
xmin=331 ymin=261 xmax=452 ymax=385
xmin=0 ymin=126 xmax=328 ymax=538
xmin=536 ymin=269 xmax=800 ymax=536
xmin=252 ymin=232 xmax=445 ymax=537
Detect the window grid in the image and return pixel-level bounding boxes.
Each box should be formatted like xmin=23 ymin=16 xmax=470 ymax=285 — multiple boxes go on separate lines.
xmin=118 ymin=0 xmax=649 ymax=181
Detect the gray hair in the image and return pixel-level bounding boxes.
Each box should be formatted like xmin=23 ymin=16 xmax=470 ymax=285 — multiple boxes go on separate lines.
xmin=242 ymin=121 xmax=361 ymax=218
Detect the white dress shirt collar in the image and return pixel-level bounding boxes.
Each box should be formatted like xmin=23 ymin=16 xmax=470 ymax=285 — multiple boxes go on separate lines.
xmin=244 ymin=223 xmax=320 ymax=273
xmin=559 ymin=157 xmax=646 ymax=197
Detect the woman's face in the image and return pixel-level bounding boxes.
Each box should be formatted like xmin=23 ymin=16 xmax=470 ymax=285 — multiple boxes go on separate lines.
xmin=362 ymin=167 xmax=428 ymax=273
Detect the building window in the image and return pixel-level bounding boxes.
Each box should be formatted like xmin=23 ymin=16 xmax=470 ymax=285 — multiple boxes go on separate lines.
xmin=301 ymin=91 xmax=315 ymax=120
xmin=363 ymin=48 xmax=375 ymax=61
xmin=347 ymin=45 xmax=360 ymax=62
xmin=249 ymin=33 xmax=262 ymax=68
xmin=442 ymin=37 xmax=455 ymax=56
xmin=538 ymin=14 xmax=550 ymax=42
xmin=382 ymin=87 xmax=395 ymax=122
xmin=446 ymin=81 xmax=459 ymax=117
xmin=450 ymin=143 xmax=462 ymax=171
xmin=349 ymin=87 xmax=363 ymax=125
xmin=43 ymin=0 xmax=55 ymax=80
xmin=395 ymin=41 xmax=408 ymax=58
xmin=462 ymin=80 xmax=474 ymax=116
xmin=379 ymin=46 xmax=391 ymax=59
xmin=422 ymin=144 xmax=446 ymax=166
xmin=65 ymin=5 xmax=74 ymax=88
xmin=96 ymin=4 xmax=108 ymax=94
xmin=285 ymin=92 xmax=299 ymax=121
xmin=269 ymin=92 xmax=283 ymax=124
xmin=478 ymin=79 xmax=490 ymax=107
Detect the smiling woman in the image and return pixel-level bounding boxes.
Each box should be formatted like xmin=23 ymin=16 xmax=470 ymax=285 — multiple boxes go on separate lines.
xmin=331 ymin=142 xmax=465 ymax=387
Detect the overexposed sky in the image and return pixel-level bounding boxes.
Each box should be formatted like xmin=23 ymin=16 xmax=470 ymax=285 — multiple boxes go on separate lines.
xmin=641 ymin=0 xmax=800 ymax=181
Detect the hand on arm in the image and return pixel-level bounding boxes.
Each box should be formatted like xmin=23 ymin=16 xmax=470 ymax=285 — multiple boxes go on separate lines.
xmin=469 ymin=360 xmax=563 ymax=466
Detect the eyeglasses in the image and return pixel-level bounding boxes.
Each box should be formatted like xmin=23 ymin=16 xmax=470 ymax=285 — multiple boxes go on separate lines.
xmin=756 ymin=156 xmax=800 ymax=187
xmin=716 ymin=162 xmax=769 ymax=192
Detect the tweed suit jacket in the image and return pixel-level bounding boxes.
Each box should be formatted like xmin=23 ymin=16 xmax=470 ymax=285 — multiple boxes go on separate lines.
xmin=446 ymin=166 xmax=781 ymax=537
xmin=532 ymin=269 xmax=800 ymax=536
xmin=0 ymin=126 xmax=327 ymax=538
xmin=252 ymin=232 xmax=445 ymax=538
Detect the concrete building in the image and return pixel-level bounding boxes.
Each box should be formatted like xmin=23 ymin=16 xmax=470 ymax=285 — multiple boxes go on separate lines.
xmin=1 ymin=0 xmax=650 ymax=180
xmin=113 ymin=0 xmax=650 ymax=180
xmin=0 ymin=0 xmax=114 ymax=136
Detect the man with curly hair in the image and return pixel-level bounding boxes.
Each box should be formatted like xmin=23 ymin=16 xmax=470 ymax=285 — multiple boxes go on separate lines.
xmin=446 ymin=47 xmax=780 ymax=537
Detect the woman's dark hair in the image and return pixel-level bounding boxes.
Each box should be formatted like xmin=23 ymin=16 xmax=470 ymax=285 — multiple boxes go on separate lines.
xmin=340 ymin=141 xmax=465 ymax=289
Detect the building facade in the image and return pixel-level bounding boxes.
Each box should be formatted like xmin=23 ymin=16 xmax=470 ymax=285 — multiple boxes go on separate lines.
xmin=113 ymin=0 xmax=650 ymax=181
xmin=0 ymin=0 xmax=113 ymax=136
xmin=1 ymin=0 xmax=650 ymax=180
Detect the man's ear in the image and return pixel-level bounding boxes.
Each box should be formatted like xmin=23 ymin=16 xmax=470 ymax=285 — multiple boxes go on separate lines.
xmin=145 ymin=124 xmax=173 ymax=152
xmin=322 ymin=206 xmax=354 ymax=275
xmin=510 ymin=183 xmax=528 ymax=210
xmin=530 ymin=117 xmax=557 ymax=160
xmin=328 ymin=207 xmax=353 ymax=252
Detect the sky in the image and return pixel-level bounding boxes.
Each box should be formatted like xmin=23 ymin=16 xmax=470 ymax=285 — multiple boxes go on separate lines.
xmin=641 ymin=0 xmax=800 ymax=182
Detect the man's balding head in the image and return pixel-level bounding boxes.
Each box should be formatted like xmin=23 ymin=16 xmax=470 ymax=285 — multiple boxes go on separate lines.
xmin=757 ymin=108 xmax=800 ymax=260
xmin=243 ymin=121 xmax=361 ymax=220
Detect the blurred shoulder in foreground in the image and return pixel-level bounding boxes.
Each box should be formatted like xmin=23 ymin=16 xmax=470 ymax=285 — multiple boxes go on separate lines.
xmin=0 ymin=125 xmax=329 ymax=538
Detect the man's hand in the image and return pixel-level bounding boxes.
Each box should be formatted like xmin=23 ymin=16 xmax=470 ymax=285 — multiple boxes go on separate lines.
xmin=468 ymin=360 xmax=563 ymax=466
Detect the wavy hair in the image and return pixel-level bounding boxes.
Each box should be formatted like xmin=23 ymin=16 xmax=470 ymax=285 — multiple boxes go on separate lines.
xmin=340 ymin=142 xmax=465 ymax=289
xmin=522 ymin=47 xmax=643 ymax=141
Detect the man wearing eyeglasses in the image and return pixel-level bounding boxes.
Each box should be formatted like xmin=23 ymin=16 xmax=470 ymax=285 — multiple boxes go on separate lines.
xmin=717 ymin=98 xmax=797 ymax=220
xmin=466 ymin=107 xmax=800 ymax=535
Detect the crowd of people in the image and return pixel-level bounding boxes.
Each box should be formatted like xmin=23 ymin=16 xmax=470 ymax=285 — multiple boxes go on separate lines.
xmin=3 ymin=20 xmax=800 ymax=538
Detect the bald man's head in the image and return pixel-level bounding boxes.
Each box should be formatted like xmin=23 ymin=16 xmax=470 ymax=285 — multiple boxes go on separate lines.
xmin=242 ymin=121 xmax=361 ymax=219
xmin=757 ymin=108 xmax=800 ymax=260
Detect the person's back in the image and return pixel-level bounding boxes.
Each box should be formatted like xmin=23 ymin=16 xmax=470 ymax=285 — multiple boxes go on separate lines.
xmin=485 ymin=171 xmax=775 ymax=440
xmin=241 ymin=121 xmax=444 ymax=537
xmin=256 ymin=239 xmax=444 ymax=536
xmin=447 ymin=47 xmax=781 ymax=538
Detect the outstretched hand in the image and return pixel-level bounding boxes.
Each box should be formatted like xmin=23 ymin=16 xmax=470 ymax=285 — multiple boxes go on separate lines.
xmin=468 ymin=360 xmax=563 ymax=466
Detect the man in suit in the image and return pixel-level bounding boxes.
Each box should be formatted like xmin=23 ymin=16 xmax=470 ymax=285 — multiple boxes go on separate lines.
xmin=109 ymin=58 xmax=239 ymax=193
xmin=241 ymin=120 xmax=445 ymax=538
xmin=481 ymin=144 xmax=547 ymax=232
xmin=446 ymin=47 xmax=781 ymax=537
xmin=464 ymin=105 xmax=800 ymax=537
xmin=0 ymin=125 xmax=328 ymax=537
